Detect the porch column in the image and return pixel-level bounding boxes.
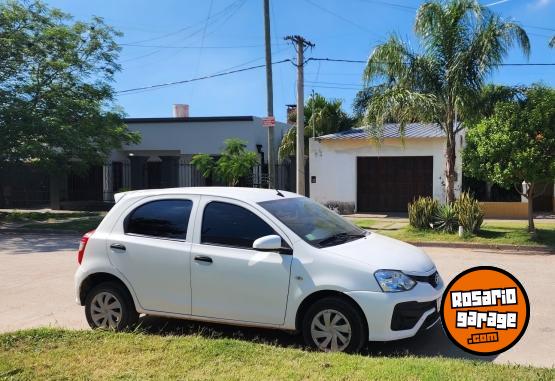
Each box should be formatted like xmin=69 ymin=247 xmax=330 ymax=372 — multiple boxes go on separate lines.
xmin=178 ymin=158 xmax=187 ymax=187
xmin=102 ymin=162 xmax=113 ymax=202
xmin=160 ymin=156 xmax=179 ymax=188
xmin=123 ymin=159 xmax=131 ymax=189
xmin=130 ymin=156 xmax=148 ymax=190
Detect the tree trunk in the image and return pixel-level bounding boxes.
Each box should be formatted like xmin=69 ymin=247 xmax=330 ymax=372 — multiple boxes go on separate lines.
xmin=527 ymin=183 xmax=535 ymax=233
xmin=49 ymin=172 xmax=61 ymax=210
xmin=444 ymin=112 xmax=457 ymax=203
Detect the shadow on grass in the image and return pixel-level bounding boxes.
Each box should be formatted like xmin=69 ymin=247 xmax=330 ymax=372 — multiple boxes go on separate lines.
xmin=475 ymin=230 xmax=505 ymax=239
xmin=136 ymin=316 xmax=495 ymax=363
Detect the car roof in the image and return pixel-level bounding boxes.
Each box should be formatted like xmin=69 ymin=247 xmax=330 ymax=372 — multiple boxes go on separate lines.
xmin=114 ymin=187 xmax=301 ymax=204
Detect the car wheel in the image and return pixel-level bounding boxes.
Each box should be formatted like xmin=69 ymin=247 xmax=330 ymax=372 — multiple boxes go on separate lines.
xmin=302 ymin=296 xmax=367 ymax=353
xmin=85 ymin=281 xmax=139 ymax=331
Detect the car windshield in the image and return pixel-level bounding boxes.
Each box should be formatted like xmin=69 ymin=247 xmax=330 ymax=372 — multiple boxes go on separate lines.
xmin=258 ymin=197 xmax=367 ymax=247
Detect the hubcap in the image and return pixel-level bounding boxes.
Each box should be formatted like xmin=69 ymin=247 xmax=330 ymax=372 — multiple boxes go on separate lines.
xmin=310 ymin=309 xmax=352 ymax=352
xmin=90 ymin=291 xmax=122 ymax=329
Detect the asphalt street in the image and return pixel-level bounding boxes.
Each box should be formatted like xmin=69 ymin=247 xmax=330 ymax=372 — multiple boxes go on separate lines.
xmin=0 ymin=232 xmax=553 ymax=367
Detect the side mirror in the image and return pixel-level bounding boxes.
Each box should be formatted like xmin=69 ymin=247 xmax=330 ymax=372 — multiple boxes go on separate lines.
xmin=252 ymin=235 xmax=292 ymax=254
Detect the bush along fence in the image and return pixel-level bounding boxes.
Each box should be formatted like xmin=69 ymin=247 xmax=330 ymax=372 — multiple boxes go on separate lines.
xmin=408 ymin=192 xmax=484 ymax=236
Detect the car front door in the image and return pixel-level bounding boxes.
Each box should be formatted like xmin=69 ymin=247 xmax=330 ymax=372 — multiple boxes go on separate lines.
xmin=190 ymin=197 xmax=293 ymax=325
xmin=108 ymin=196 xmax=199 ymax=315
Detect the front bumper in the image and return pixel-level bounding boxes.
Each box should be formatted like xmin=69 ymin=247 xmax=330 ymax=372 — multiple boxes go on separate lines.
xmin=346 ymin=282 xmax=443 ymax=341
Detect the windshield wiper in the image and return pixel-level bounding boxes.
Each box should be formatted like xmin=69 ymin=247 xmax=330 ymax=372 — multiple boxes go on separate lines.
xmin=316 ymin=232 xmax=366 ymax=247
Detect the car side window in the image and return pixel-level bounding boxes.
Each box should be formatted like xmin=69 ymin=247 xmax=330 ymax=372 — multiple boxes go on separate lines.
xmin=125 ymin=199 xmax=193 ymax=240
xmin=201 ymin=201 xmax=275 ymax=249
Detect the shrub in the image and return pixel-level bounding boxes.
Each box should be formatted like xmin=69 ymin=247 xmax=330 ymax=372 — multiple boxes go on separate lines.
xmin=454 ymin=192 xmax=484 ymax=233
xmin=408 ymin=197 xmax=438 ymax=229
xmin=433 ymin=204 xmax=458 ymax=233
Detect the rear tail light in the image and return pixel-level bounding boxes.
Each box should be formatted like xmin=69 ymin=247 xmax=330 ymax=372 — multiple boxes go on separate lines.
xmin=77 ymin=230 xmax=95 ymax=264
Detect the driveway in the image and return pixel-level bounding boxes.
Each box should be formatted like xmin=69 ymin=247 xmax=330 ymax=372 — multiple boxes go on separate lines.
xmin=0 ymin=232 xmax=553 ymax=368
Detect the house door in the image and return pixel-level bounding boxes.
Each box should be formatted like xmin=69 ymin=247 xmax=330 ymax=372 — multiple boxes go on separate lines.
xmin=357 ymin=156 xmax=433 ymax=212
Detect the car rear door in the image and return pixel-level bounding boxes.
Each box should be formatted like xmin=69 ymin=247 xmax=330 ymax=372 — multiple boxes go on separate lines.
xmin=190 ymin=196 xmax=293 ymax=325
xmin=108 ymin=195 xmax=199 ymax=315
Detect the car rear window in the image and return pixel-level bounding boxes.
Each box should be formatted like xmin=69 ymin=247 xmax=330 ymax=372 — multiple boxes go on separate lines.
xmin=125 ymin=199 xmax=192 ymax=240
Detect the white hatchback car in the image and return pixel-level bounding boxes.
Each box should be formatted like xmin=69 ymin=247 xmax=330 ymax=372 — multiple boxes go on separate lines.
xmin=75 ymin=187 xmax=443 ymax=352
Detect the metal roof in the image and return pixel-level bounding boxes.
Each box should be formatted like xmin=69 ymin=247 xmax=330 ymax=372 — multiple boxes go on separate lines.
xmin=316 ymin=123 xmax=446 ymax=141
xmin=124 ymin=116 xmax=254 ymax=124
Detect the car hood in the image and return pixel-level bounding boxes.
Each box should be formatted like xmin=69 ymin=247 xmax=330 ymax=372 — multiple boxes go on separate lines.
xmin=321 ymin=233 xmax=435 ymax=274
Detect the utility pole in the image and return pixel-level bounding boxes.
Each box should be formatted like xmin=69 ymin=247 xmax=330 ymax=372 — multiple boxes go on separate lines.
xmin=263 ymin=0 xmax=275 ymax=189
xmin=284 ymin=35 xmax=314 ymax=196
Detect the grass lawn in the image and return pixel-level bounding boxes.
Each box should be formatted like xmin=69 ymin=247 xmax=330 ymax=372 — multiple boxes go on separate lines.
xmin=0 ymin=211 xmax=104 ymax=234
xmin=0 ymin=329 xmax=552 ymax=380
xmin=352 ymin=219 xmax=555 ymax=249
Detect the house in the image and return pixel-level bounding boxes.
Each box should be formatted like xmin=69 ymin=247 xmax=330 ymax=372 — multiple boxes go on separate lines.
xmin=103 ymin=109 xmax=290 ymax=201
xmin=0 ymin=105 xmax=291 ymax=208
xmin=309 ymin=123 xmax=463 ymax=213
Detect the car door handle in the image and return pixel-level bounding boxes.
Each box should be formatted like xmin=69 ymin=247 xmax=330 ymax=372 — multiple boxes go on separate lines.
xmin=110 ymin=243 xmax=126 ymax=251
xmin=194 ymin=256 xmax=213 ymax=263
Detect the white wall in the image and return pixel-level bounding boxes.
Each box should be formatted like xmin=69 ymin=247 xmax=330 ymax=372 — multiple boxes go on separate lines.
xmin=309 ymin=137 xmax=463 ymax=210
xmin=120 ymin=117 xmax=290 ymax=161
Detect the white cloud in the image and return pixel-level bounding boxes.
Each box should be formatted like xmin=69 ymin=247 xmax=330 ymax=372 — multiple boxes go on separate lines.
xmin=485 ymin=0 xmax=511 ymax=6
xmin=486 ymin=0 xmax=511 ymax=7
xmin=532 ymin=0 xmax=552 ymax=8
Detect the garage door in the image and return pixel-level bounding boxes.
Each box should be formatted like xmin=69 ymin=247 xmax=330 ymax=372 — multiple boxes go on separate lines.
xmin=357 ymin=156 xmax=433 ymax=212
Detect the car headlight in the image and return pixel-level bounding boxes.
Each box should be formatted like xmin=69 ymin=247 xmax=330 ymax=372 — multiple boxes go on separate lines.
xmin=374 ymin=270 xmax=416 ymax=292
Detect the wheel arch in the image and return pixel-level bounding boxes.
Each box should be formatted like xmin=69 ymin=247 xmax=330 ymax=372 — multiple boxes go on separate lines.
xmin=294 ymin=290 xmax=368 ymax=334
xmin=78 ymin=272 xmax=136 ymax=308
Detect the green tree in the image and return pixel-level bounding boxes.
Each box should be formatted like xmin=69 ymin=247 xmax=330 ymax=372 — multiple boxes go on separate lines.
xmin=362 ymin=0 xmax=530 ymax=202
xmin=191 ymin=139 xmax=259 ymax=187
xmin=279 ymin=93 xmax=352 ymax=160
xmin=465 ymin=84 xmax=525 ymax=125
xmin=464 ymin=85 xmax=555 ymax=233
xmin=0 ymin=1 xmax=140 ymax=208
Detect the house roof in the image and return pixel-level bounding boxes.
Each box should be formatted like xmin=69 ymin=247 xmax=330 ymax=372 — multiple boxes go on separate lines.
xmin=124 ymin=116 xmax=255 ymax=124
xmin=316 ymin=123 xmax=446 ymax=141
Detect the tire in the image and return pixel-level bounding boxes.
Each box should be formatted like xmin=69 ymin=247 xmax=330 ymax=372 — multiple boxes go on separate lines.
xmin=84 ymin=281 xmax=139 ymax=331
xmin=302 ymin=296 xmax=367 ymax=353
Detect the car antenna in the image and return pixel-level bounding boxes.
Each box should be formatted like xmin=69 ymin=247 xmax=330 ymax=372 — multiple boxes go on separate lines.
xmin=275 ymin=189 xmax=284 ymax=197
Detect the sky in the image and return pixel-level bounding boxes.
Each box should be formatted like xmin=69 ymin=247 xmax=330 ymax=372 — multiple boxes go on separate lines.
xmin=44 ymin=0 xmax=555 ymax=122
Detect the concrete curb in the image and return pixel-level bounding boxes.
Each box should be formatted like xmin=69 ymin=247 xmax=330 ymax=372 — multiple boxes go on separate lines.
xmin=408 ymin=241 xmax=554 ymax=254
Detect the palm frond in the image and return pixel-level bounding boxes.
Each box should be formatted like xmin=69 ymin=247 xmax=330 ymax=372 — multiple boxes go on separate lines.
xmin=363 ymin=86 xmax=438 ymax=139
xmin=278 ymin=127 xmax=296 ymax=161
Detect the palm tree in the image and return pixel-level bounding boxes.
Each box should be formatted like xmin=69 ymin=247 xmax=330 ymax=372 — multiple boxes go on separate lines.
xmin=363 ymin=0 xmax=529 ymax=202
xmin=278 ymin=93 xmax=352 ymax=160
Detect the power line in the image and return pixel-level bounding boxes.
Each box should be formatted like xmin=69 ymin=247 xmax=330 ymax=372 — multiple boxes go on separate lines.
xmin=116 ymin=59 xmax=292 ymax=94
xmin=124 ymin=0 xmax=246 ymax=45
xmin=355 ymin=0 xmax=416 ymax=11
xmin=306 ymin=57 xmax=555 ymax=66
xmin=302 ymin=0 xmax=381 ymax=37
xmin=120 ymin=43 xmax=285 ymax=49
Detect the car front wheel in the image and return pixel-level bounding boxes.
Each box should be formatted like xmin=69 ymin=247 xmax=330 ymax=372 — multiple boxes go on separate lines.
xmin=84 ymin=281 xmax=139 ymax=331
xmin=302 ymin=296 xmax=367 ymax=353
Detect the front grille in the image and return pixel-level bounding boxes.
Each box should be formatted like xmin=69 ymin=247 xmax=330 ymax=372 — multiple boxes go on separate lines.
xmin=391 ymin=300 xmax=437 ymax=331
xmin=409 ymin=271 xmax=440 ymax=288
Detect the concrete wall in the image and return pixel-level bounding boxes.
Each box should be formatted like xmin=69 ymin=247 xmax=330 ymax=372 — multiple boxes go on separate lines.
xmin=119 ymin=117 xmax=289 ymax=161
xmin=309 ymin=136 xmax=463 ymax=211
xmin=480 ymin=202 xmax=528 ymax=218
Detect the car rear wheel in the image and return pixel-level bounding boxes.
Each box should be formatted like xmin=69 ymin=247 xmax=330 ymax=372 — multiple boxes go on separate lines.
xmin=85 ymin=281 xmax=139 ymax=331
xmin=302 ymin=296 xmax=367 ymax=353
